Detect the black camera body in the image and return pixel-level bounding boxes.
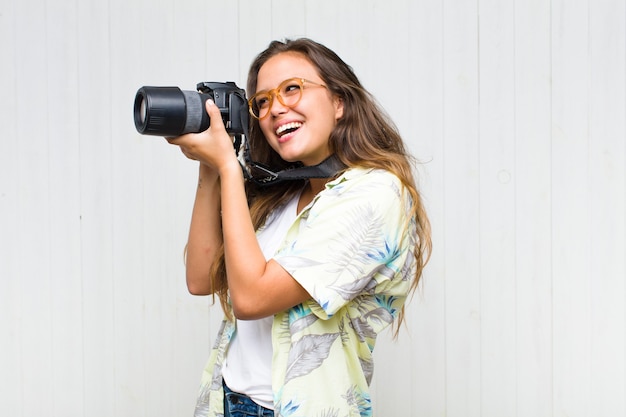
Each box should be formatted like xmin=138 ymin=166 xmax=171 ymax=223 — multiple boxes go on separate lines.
xmin=133 ymin=81 xmax=247 ymax=137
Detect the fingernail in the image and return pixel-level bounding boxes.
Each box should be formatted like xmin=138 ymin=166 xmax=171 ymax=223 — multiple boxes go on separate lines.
xmin=207 ymin=99 xmax=215 ymax=106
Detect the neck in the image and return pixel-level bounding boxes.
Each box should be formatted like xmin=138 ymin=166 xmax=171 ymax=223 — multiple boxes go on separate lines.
xmin=298 ymin=178 xmax=327 ymax=214
xmin=308 ymin=177 xmax=328 ymax=195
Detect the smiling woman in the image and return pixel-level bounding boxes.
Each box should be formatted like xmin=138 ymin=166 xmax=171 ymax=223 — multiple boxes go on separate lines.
xmin=167 ymin=38 xmax=431 ymax=417
xmin=252 ymin=52 xmax=344 ymax=167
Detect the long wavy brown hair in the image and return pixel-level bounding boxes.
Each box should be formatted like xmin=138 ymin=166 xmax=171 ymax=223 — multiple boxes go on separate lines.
xmin=210 ymin=38 xmax=431 ymax=332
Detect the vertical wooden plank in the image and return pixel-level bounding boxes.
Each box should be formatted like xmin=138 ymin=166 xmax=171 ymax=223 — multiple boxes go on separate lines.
xmin=406 ymin=0 xmax=447 ymax=415
xmin=109 ymin=0 xmax=152 ymax=414
xmin=45 ymin=1 xmax=84 ymax=416
xmin=12 ymin=0 xmax=54 ymax=416
xmin=442 ymin=1 xmax=481 ymax=416
xmin=142 ymin=1 xmax=187 ymax=413
xmin=270 ymin=0 xmax=307 ymax=40
xmin=478 ymin=0 xmax=517 ymax=415
xmin=303 ymin=0 xmax=370 ymax=72
xmin=201 ymin=0 xmax=243 ymax=84
xmin=551 ymin=0 xmax=592 ymax=415
xmin=77 ymin=0 xmax=116 ymax=416
xmin=588 ymin=0 xmax=626 ymax=414
xmin=238 ymin=0 xmax=273 ymax=85
xmin=303 ymin=0 xmax=344 ymax=43
xmin=365 ymin=0 xmax=411 ymax=139
xmin=0 ymin=0 xmax=22 ymax=415
xmin=514 ymin=1 xmax=553 ymax=416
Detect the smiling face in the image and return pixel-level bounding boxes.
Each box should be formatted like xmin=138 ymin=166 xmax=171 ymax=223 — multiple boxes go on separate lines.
xmin=255 ymin=52 xmax=344 ymax=166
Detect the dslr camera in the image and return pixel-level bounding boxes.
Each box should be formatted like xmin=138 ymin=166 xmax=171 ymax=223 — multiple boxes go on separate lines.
xmin=133 ymin=81 xmax=248 ymax=137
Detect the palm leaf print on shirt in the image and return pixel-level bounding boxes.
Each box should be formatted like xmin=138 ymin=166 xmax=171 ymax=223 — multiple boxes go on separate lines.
xmin=284 ymin=332 xmax=339 ymax=383
xmin=327 ymin=204 xmax=386 ymax=276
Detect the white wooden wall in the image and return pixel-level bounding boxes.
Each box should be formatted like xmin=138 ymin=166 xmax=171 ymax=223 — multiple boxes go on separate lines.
xmin=1 ymin=0 xmax=624 ymax=416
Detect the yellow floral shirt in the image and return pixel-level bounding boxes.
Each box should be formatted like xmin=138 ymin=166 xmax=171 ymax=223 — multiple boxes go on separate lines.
xmin=194 ymin=168 xmax=417 ymax=417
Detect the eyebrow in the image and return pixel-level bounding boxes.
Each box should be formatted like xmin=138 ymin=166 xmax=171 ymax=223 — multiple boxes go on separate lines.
xmin=255 ymin=77 xmax=302 ymax=93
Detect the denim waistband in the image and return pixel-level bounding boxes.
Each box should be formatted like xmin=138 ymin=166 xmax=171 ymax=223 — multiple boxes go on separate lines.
xmin=223 ymin=381 xmax=274 ymax=417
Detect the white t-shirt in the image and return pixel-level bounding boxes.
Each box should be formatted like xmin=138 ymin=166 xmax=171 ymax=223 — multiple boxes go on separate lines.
xmin=221 ymin=192 xmax=300 ymax=409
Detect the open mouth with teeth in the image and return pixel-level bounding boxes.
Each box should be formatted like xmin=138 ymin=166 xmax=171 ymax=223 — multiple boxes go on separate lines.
xmin=276 ymin=122 xmax=303 ymax=137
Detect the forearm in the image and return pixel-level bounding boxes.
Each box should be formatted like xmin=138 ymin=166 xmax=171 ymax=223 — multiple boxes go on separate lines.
xmin=218 ymin=162 xmax=269 ymax=304
xmin=185 ymin=163 xmax=222 ymax=294
xmin=217 ymin=160 xmax=312 ymax=319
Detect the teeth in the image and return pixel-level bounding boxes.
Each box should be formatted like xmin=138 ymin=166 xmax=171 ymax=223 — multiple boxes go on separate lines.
xmin=276 ymin=122 xmax=302 ymax=136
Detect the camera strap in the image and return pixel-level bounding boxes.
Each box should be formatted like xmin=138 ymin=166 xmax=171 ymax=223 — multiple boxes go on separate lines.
xmin=277 ymin=154 xmax=345 ymax=180
xmin=243 ymin=153 xmax=345 ymax=186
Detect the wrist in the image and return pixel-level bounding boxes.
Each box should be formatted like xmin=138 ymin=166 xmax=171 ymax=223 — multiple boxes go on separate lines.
xmin=217 ymin=158 xmax=243 ymax=180
xmin=197 ymin=163 xmax=220 ymax=190
xmin=199 ymin=162 xmax=218 ymax=178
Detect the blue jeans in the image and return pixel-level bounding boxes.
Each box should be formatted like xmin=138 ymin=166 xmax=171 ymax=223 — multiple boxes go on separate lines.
xmin=223 ymin=382 xmax=274 ymax=417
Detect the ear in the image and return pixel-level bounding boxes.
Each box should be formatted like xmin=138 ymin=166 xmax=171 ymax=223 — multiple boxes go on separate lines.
xmin=334 ymin=96 xmax=344 ymax=120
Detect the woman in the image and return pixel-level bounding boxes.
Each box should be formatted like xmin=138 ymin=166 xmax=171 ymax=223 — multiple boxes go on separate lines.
xmin=169 ymin=38 xmax=431 ymax=417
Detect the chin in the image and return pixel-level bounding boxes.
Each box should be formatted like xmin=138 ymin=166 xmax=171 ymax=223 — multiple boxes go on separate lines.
xmin=278 ymin=154 xmax=301 ymax=164
xmin=274 ymin=147 xmax=303 ymax=163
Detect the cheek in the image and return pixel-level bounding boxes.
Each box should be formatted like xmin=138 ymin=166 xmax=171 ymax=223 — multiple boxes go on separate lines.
xmin=258 ymin=122 xmax=281 ymax=152
xmin=322 ymin=106 xmax=341 ymax=132
xmin=258 ymin=120 xmax=275 ymax=139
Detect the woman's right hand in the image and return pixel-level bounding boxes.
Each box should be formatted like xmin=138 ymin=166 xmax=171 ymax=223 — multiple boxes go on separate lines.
xmin=166 ymin=99 xmax=240 ymax=176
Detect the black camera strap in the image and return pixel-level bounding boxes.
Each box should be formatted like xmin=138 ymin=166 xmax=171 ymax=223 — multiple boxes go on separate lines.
xmin=243 ymin=154 xmax=345 ymax=186
xmin=276 ymin=154 xmax=346 ymax=180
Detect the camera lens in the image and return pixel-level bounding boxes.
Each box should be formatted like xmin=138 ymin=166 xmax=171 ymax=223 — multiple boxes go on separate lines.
xmin=138 ymin=97 xmax=147 ymax=125
xmin=133 ymin=86 xmax=190 ymax=137
xmin=133 ymin=82 xmax=246 ymax=137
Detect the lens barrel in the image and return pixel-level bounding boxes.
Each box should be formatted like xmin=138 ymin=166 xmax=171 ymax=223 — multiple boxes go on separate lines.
xmin=133 ymin=86 xmax=210 ymax=137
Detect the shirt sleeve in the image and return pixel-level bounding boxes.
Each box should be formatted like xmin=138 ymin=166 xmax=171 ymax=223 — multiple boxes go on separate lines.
xmin=274 ymin=170 xmax=412 ymax=319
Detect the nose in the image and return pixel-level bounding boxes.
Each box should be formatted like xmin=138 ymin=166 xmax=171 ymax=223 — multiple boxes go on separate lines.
xmin=268 ymin=94 xmax=289 ymax=117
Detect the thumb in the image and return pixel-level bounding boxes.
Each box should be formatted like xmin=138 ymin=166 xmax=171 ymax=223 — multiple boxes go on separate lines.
xmin=205 ymin=98 xmax=226 ymax=132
